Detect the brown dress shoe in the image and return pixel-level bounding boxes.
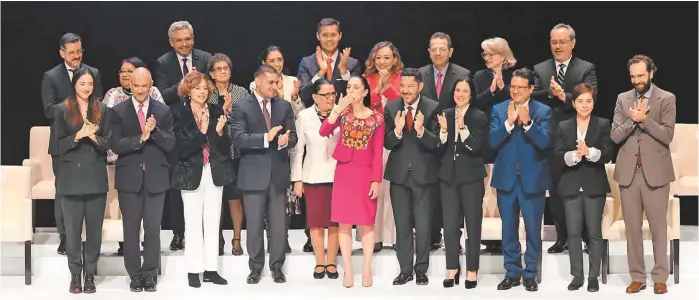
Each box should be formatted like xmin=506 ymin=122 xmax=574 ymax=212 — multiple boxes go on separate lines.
xmin=653 ymin=283 xmax=667 ymax=294
xmin=626 ymin=281 xmax=647 ymax=294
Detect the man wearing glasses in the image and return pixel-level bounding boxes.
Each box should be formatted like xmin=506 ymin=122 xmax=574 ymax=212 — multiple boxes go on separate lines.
xmin=41 ymin=32 xmax=104 ymax=256
xmin=532 ymin=23 xmax=598 ymax=255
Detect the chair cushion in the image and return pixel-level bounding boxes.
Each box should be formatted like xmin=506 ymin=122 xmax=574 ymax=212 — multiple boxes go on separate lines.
xmin=675 ymin=176 xmax=698 ymax=196
xmin=32 ymin=179 xmax=55 ymax=199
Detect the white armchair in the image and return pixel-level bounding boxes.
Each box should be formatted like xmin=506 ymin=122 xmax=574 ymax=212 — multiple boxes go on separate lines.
xmin=670 ymin=123 xmax=698 ymax=196
xmin=1 ymin=165 xmax=34 ymax=284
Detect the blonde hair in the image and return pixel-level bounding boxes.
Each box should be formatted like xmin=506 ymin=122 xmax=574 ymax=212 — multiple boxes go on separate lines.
xmin=481 ymin=37 xmax=517 ymax=70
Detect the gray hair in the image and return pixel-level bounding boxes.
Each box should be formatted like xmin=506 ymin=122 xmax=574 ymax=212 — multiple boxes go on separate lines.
xmin=550 ymin=23 xmax=576 ymax=40
xmin=168 ymin=21 xmax=194 ymax=39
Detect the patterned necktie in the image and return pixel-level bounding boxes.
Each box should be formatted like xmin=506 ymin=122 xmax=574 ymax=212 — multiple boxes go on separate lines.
xmin=182 ymin=58 xmax=189 ymax=77
xmin=636 ymin=96 xmax=645 ymax=167
xmin=137 ymin=103 xmax=146 ymax=132
xmin=326 ymin=58 xmax=333 ymax=79
xmin=406 ymin=106 xmax=414 ymax=132
xmin=262 ymin=99 xmax=272 ymax=130
xmin=557 ymin=63 xmax=566 ymax=86
xmin=436 ymin=72 xmax=444 ymax=99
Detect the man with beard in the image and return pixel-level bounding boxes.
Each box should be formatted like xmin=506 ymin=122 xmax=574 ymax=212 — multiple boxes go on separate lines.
xmin=41 ymin=32 xmax=103 ymax=255
xmin=383 ymin=68 xmax=440 ymax=285
xmin=532 ymin=23 xmax=598 ymax=254
xmin=155 ymin=20 xmax=212 ymax=251
xmin=610 ymin=55 xmax=675 ymax=295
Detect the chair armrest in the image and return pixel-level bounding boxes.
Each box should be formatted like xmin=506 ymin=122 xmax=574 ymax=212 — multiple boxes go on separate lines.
xmin=21 ymin=159 xmax=40 ymax=186
xmin=601 ymin=196 xmax=616 ymax=239
xmin=667 ymin=196 xmax=680 ymax=232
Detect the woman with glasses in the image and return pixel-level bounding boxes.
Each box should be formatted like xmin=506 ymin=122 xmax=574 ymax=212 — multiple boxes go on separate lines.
xmin=207 ymin=53 xmax=249 ymax=256
xmin=290 ymin=79 xmax=341 ymax=279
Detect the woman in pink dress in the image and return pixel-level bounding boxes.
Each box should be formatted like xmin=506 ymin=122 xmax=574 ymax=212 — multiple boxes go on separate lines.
xmin=319 ymin=75 xmax=384 ymax=288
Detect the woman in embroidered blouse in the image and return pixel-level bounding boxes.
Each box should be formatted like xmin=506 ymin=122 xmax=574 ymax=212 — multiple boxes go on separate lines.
xmin=320 ymin=75 xmax=384 ymax=288
xmin=207 ymin=53 xmax=249 ymax=256
xmin=361 ymin=41 xmax=404 ymax=250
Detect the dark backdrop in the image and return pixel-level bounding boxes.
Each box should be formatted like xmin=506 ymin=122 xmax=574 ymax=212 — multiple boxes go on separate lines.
xmin=2 ymin=1 xmax=697 ymax=229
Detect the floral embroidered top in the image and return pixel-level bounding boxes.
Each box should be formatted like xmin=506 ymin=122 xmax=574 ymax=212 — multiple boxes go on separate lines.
xmin=340 ymin=108 xmax=384 ymax=151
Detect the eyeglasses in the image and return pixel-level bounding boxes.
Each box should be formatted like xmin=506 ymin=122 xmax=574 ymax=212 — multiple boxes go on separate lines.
xmin=550 ymin=39 xmax=571 ymax=46
xmin=64 ymin=49 xmax=84 ymax=57
xmin=481 ymin=52 xmax=498 ymax=58
xmin=119 ymin=70 xmax=134 ymax=75
xmin=316 ymin=92 xmax=337 ymax=99
xmin=213 ymin=66 xmax=230 ymax=73
xmin=510 ymin=85 xmax=531 ymax=91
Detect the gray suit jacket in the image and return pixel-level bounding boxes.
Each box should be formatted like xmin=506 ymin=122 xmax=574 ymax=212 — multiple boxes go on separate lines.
xmin=610 ymin=85 xmax=676 ymax=187
xmin=419 ymin=63 xmax=471 ymax=111
xmin=532 ymin=57 xmax=598 ymax=125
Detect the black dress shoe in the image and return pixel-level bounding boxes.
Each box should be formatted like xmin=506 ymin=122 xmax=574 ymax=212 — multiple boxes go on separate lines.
xmin=117 ymin=242 xmax=124 ymax=256
xmin=247 ymin=269 xmax=262 ymax=284
xmin=142 ymin=277 xmax=157 ymax=292
xmin=313 ymin=265 xmax=326 ymax=279
xmin=373 ymin=242 xmax=383 ymax=253
xmin=129 ymin=276 xmax=143 ymax=292
xmin=57 ymin=234 xmax=67 ymax=255
xmin=203 ymin=271 xmax=228 ymax=285
xmin=69 ymin=273 xmax=82 ymax=294
xmin=392 ymin=273 xmax=413 ymax=285
xmin=325 ymin=264 xmax=339 ymax=279
xmin=497 ymin=276 xmax=521 ymax=290
xmin=547 ymin=241 xmax=568 ymax=254
xmin=587 ymin=277 xmax=599 ymax=292
xmin=83 ymin=274 xmax=96 ymax=294
xmin=302 ymin=239 xmax=313 ymax=253
xmin=415 ymin=271 xmax=429 ymax=285
xmin=219 ymin=238 xmax=225 ymax=256
xmin=188 ymin=273 xmax=201 ymax=288
xmin=443 ymin=268 xmax=460 ymax=288
xmin=272 ymin=268 xmax=286 ymax=283
xmin=568 ymin=276 xmax=584 ymax=291
xmin=169 ymin=234 xmax=184 ymax=251
xmin=523 ymin=277 xmax=538 ymax=292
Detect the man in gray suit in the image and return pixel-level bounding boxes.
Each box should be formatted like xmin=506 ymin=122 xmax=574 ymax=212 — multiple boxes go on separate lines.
xmin=384 ymin=68 xmax=440 ymax=285
xmin=611 ymin=55 xmax=675 ymax=295
xmin=41 ymin=32 xmax=103 ymax=255
xmin=418 ymin=32 xmax=470 ymax=250
xmin=230 ymin=64 xmax=297 ymax=284
xmin=532 ymin=23 xmax=598 ymax=254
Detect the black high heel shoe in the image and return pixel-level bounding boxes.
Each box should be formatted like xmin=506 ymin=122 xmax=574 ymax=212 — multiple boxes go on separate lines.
xmin=443 ymin=268 xmax=461 ymax=288
xmin=464 ymin=271 xmax=478 ymax=289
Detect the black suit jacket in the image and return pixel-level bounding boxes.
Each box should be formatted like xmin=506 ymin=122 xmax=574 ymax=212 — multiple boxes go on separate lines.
xmin=437 ymin=105 xmax=488 ymax=184
xmin=171 ymin=101 xmax=235 ymax=190
xmin=53 ymin=102 xmax=110 ymax=195
xmin=110 ymin=98 xmax=176 ymax=194
xmin=155 ymin=49 xmax=212 ymax=105
xmin=229 ymin=95 xmax=297 ymax=191
xmin=419 ymin=63 xmax=471 ymax=111
xmin=532 ymin=57 xmax=598 ymax=126
xmin=297 ymin=53 xmax=362 ymax=108
xmin=472 ymin=67 xmax=514 ymax=118
xmin=383 ymin=96 xmax=441 ymax=185
xmin=554 ymin=116 xmax=612 ymax=197
xmin=42 ymin=63 xmax=103 ymax=155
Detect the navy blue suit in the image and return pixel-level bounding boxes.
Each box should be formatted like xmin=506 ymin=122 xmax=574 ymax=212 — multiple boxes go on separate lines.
xmin=489 ymin=99 xmax=551 ymax=279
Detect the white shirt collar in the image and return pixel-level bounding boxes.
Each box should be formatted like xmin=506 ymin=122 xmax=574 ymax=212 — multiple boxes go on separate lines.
xmin=253 ymin=90 xmax=270 ymax=104
xmin=132 ymin=96 xmax=150 ymax=111
xmin=456 ymin=104 xmax=470 ymax=118
xmin=176 ymin=52 xmax=193 ymax=63
xmin=321 ymin=50 xmax=339 ymax=63
xmin=404 ymin=96 xmax=420 ymax=111
xmin=555 ymin=56 xmax=572 ymax=69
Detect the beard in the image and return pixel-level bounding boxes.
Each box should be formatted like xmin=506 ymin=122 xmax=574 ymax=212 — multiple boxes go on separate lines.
xmin=634 ymin=79 xmax=652 ymax=94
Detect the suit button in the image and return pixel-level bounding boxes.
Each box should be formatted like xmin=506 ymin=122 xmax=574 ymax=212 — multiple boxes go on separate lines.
xmin=77 ymin=163 xmax=81 ymax=167
xmin=140 ymin=163 xmax=143 ymax=168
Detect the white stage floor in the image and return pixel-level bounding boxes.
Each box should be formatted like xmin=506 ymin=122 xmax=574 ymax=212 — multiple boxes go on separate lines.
xmin=1 ymin=225 xmax=698 ymax=298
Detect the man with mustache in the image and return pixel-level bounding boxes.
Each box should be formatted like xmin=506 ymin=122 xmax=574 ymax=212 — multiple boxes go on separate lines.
xmin=532 ymin=23 xmax=598 ymax=254
xmin=610 ymin=55 xmax=675 ymax=295
xmin=154 ymin=20 xmax=212 ymax=252
xmin=383 ymin=68 xmax=440 ymax=285
xmin=41 ymin=32 xmax=103 ymax=256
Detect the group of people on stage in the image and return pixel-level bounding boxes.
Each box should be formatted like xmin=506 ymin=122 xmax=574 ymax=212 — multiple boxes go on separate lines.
xmin=40 ymin=17 xmax=676 ymax=295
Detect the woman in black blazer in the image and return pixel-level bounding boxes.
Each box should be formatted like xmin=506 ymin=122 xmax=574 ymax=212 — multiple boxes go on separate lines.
xmin=436 ymin=78 xmax=488 ymax=289
xmin=171 ymin=71 xmax=233 ymax=288
xmin=53 ymin=67 xmax=110 ymax=294
xmin=554 ymin=83 xmax=612 ymax=292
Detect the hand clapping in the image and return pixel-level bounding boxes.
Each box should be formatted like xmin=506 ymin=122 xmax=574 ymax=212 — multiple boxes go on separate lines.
xmin=437 ymin=112 xmax=447 ymax=130
xmin=414 ymin=111 xmax=425 ymax=134
xmin=278 ymin=129 xmax=291 ymax=147
xmin=216 ymin=115 xmax=228 ymax=136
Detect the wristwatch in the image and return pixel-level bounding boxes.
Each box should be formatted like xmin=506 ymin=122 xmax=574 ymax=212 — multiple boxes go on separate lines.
xmin=525 ymin=120 xmax=533 ymax=126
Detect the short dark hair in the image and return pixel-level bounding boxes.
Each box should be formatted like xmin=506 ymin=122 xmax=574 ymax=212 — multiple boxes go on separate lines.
xmin=450 ymin=77 xmax=475 ymax=104
xmin=627 ymin=54 xmax=657 ymax=73
xmin=59 ymin=33 xmax=81 ymax=50
xmin=430 ymin=32 xmax=452 ymax=48
xmin=317 ymin=18 xmax=341 ymax=33
xmin=254 ymin=64 xmax=278 ymax=78
xmin=572 ymin=83 xmax=596 ymax=102
xmin=121 ymin=57 xmax=147 ymax=69
xmin=400 ymin=68 xmax=423 ymax=83
xmin=512 ymin=67 xmax=535 ymax=86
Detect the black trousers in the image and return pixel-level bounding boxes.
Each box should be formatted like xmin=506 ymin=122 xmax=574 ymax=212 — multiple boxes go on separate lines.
xmin=390 ymin=172 xmax=434 ymax=274
xmin=562 ymin=193 xmax=604 ymax=278
xmin=119 ymin=186 xmax=165 ymax=279
xmin=52 ymin=157 xmax=65 ymax=235
xmin=168 ymin=189 xmax=185 ymax=235
xmin=440 ymin=180 xmax=484 ymax=271
xmin=62 ymin=194 xmax=106 ymax=275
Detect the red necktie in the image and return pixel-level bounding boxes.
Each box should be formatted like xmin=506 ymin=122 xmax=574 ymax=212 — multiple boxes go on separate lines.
xmin=326 ymin=58 xmax=333 ymax=79
xmin=436 ymin=72 xmax=443 ymax=98
xmin=406 ymin=106 xmax=414 ymax=132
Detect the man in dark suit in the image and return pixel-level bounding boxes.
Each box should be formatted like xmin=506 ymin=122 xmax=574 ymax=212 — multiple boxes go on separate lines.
xmin=418 ymin=32 xmax=471 ymax=251
xmin=490 ymin=68 xmax=552 ymax=292
xmin=383 ymin=68 xmax=440 ymax=285
xmin=41 ymin=32 xmax=103 ymax=256
xmin=110 ymin=68 xmax=175 ymax=292
xmin=154 ymin=20 xmax=212 ymax=251
xmin=297 ymin=17 xmax=361 ymax=108
xmin=229 ymin=65 xmax=297 ymax=284
xmin=532 ymin=23 xmax=598 ymax=254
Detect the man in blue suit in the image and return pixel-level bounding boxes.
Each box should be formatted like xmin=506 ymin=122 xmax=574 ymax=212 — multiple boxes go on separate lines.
xmin=489 ymin=68 xmax=552 ymax=292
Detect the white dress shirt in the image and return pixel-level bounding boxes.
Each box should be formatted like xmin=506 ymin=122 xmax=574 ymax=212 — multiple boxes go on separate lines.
xmin=176 ymin=52 xmax=193 ymax=76
xmin=563 ymin=122 xmax=602 ymax=191
xmin=439 ymin=104 xmax=470 ymax=144
xmin=132 ymin=96 xmax=150 ymax=115
xmin=65 ymin=63 xmax=76 ymax=81
xmin=253 ymin=91 xmax=287 ymax=150
xmin=310 ymin=50 xmax=351 ymax=83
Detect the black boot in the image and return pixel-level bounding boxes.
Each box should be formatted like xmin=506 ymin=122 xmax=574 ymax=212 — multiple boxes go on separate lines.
xmin=69 ymin=273 xmax=82 ymax=294
xmin=203 ymin=271 xmax=228 ymax=285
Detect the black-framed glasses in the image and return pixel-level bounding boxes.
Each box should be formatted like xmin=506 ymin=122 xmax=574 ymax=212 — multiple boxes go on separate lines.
xmin=510 ymin=85 xmax=531 ymax=91
xmin=119 ymin=69 xmax=134 ymax=75
xmin=316 ymin=92 xmax=337 ymax=99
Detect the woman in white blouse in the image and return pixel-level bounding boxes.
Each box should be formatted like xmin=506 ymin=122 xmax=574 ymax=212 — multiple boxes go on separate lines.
xmin=249 ymin=45 xmax=305 ymax=117
xmin=290 ymin=79 xmax=341 ymax=279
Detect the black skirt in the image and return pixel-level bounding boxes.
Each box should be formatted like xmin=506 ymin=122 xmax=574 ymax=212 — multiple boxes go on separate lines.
xmin=222 ymin=159 xmax=243 ymax=200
